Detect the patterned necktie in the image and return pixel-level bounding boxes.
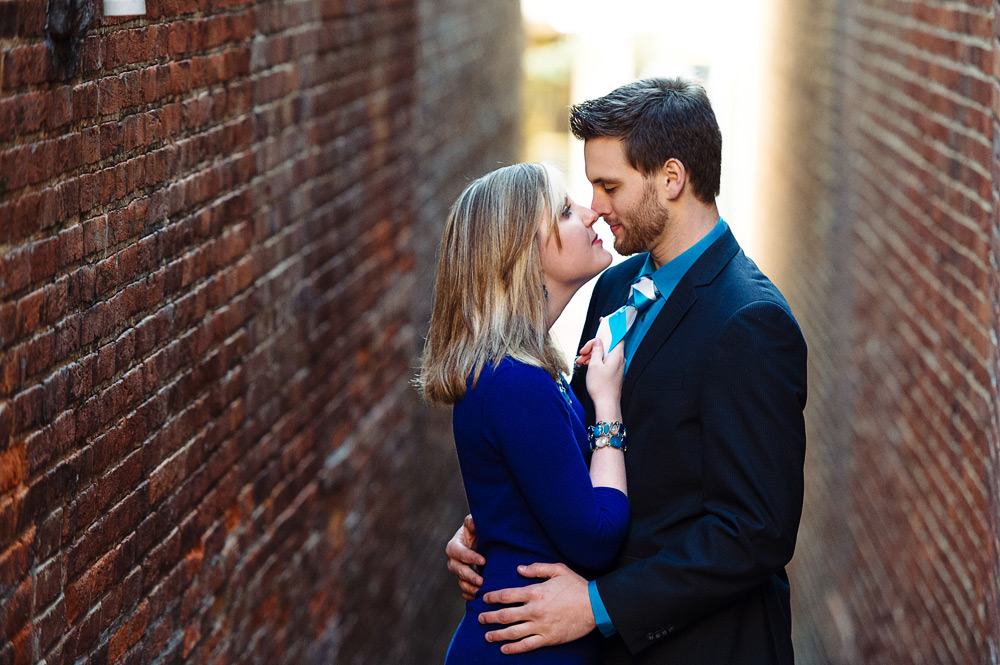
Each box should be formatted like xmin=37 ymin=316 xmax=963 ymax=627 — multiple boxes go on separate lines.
xmin=596 ymin=275 xmax=660 ymax=353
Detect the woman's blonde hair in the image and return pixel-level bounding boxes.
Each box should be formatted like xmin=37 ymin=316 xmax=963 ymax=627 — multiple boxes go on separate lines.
xmin=417 ymin=162 xmax=567 ymax=404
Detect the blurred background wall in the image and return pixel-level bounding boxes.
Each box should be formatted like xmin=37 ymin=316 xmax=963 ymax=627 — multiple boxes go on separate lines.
xmin=763 ymin=1 xmax=1000 ymax=663
xmin=0 ymin=0 xmax=519 ymax=663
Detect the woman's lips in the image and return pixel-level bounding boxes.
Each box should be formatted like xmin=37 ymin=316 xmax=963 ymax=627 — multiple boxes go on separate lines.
xmin=592 ymin=236 xmax=602 ymax=245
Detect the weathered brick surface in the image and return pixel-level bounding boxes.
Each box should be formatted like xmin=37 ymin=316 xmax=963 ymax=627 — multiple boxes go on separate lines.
xmin=0 ymin=0 xmax=520 ymax=662
xmin=761 ymin=1 xmax=1000 ymax=663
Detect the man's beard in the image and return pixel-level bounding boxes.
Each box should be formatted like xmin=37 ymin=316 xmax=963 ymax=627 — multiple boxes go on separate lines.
xmin=612 ymin=178 xmax=668 ymax=256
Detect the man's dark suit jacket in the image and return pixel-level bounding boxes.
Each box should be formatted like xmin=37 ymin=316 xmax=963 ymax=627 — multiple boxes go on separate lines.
xmin=570 ymin=227 xmax=808 ymax=665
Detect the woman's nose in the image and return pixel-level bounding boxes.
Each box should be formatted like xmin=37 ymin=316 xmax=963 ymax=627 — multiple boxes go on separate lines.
xmin=582 ymin=207 xmax=599 ymax=227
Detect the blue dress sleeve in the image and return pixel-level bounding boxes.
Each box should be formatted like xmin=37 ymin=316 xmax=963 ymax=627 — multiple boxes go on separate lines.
xmin=483 ymin=364 xmax=629 ymax=571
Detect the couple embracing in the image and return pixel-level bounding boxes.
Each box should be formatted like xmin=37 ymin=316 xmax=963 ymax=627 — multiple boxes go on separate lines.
xmin=418 ymin=77 xmax=808 ymax=664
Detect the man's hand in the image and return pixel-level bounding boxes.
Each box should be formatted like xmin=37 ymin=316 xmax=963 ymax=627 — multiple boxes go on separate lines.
xmin=446 ymin=514 xmax=485 ymax=601
xmin=478 ymin=563 xmax=596 ymax=654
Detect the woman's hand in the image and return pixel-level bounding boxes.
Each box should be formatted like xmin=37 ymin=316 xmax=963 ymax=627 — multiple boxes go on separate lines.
xmin=574 ymin=338 xmax=596 ymax=367
xmin=446 ymin=514 xmax=485 ymax=601
xmin=584 ymin=338 xmax=624 ymax=414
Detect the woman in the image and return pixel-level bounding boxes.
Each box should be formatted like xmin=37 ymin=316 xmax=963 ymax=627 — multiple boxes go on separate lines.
xmin=418 ymin=163 xmax=628 ymax=663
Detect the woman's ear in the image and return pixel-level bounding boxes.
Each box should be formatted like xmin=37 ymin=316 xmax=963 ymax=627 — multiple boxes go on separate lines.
xmin=661 ymin=158 xmax=686 ymax=200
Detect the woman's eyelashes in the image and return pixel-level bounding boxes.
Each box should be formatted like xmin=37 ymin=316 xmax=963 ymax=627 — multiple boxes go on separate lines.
xmin=560 ymin=198 xmax=572 ymax=218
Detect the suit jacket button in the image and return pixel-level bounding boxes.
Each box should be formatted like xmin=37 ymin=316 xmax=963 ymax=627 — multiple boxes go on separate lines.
xmin=667 ymin=626 xmax=675 ymax=634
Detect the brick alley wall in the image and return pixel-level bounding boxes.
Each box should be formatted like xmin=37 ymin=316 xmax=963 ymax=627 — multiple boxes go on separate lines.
xmin=0 ymin=0 xmax=521 ymax=663
xmin=759 ymin=0 xmax=1000 ymax=663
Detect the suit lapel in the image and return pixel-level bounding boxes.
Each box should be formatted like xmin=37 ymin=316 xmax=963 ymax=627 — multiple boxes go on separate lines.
xmin=621 ymin=228 xmax=741 ymax=406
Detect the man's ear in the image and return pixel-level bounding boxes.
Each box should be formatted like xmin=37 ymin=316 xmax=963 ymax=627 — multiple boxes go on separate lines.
xmin=661 ymin=158 xmax=686 ymax=200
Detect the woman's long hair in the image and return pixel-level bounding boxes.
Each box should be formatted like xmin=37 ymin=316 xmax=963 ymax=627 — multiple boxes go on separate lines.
xmin=417 ymin=163 xmax=567 ymax=405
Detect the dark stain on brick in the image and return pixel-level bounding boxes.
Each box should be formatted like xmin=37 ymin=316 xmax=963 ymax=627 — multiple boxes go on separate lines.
xmin=0 ymin=3 xmax=17 ymax=38
xmin=44 ymin=0 xmax=89 ymax=79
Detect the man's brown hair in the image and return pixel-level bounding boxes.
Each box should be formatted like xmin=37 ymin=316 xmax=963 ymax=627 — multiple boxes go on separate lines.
xmin=570 ymin=77 xmax=722 ymax=204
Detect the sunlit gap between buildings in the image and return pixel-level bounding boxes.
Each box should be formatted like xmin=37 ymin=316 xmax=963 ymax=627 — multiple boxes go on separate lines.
xmin=520 ymin=0 xmax=774 ymax=368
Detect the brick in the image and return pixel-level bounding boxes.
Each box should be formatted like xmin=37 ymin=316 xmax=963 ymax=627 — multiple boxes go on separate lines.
xmin=0 ymin=346 xmax=25 ymax=397
xmin=43 ymin=276 xmax=72 ymax=326
xmin=15 ymin=0 xmax=46 ymax=38
xmin=59 ymin=225 xmax=85 ymax=264
xmin=12 ymin=384 xmax=43 ymax=435
xmin=0 ymin=536 xmax=30 ymax=594
xmin=53 ymin=179 xmax=79 ymax=229
xmin=2 ymin=43 xmax=51 ymax=89
xmin=41 ymin=366 xmax=69 ymax=421
xmin=34 ymin=553 xmax=63 ymax=611
xmin=64 ymin=568 xmax=91 ymax=624
xmin=29 ymin=236 xmax=57 ymax=282
xmin=0 ymin=401 xmax=12 ymax=447
xmin=48 ymin=85 xmax=73 ymax=130
xmin=74 ymin=605 xmax=101 ymax=654
xmin=14 ymin=288 xmax=43 ymax=336
xmin=32 ymin=507 xmax=64 ymax=561
xmin=8 ymin=190 xmax=42 ymax=239
xmin=0 ymin=443 xmax=26 ymax=494
xmin=10 ymin=622 xmax=32 ymax=664
xmin=100 ymin=121 xmax=121 ymax=161
xmin=4 ymin=90 xmax=48 ymax=133
xmin=95 ymin=255 xmax=119 ymax=295
xmin=99 ymin=76 xmax=126 ymax=116
xmin=36 ymin=597 xmax=67 ymax=653
xmin=95 ymin=342 xmax=116 ymax=383
xmin=1 ymin=577 xmax=31 ymax=639
xmin=73 ymin=82 xmax=99 ymax=122
xmin=80 ymin=36 xmax=102 ymax=74
xmin=82 ymin=216 xmax=109 ymax=256
xmin=80 ymin=127 xmax=100 ymax=169
xmin=0 ymin=246 xmax=31 ymax=300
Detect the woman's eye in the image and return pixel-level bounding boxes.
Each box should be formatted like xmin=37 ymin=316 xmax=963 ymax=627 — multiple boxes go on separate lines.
xmin=561 ymin=204 xmax=572 ymax=218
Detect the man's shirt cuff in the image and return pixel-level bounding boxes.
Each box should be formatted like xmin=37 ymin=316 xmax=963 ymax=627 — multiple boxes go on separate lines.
xmin=588 ymin=579 xmax=617 ymax=637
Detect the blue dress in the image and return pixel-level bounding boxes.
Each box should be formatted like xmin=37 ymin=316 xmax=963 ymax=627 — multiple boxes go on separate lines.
xmin=444 ymin=358 xmax=630 ymax=664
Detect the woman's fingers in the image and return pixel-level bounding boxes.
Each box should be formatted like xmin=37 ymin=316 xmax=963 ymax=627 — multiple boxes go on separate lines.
xmin=447 ymin=556 xmax=484 ymax=588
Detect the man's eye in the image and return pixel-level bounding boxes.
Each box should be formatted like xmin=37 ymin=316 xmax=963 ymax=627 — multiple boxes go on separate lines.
xmin=604 ymin=186 xmax=616 ymax=193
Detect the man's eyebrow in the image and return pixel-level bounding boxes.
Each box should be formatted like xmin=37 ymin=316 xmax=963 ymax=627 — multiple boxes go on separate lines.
xmin=590 ymin=177 xmax=618 ymax=185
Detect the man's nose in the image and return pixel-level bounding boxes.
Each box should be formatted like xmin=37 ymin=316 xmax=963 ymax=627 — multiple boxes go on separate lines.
xmin=590 ymin=191 xmax=612 ymax=217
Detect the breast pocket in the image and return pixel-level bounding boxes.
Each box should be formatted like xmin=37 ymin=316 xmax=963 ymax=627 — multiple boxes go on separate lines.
xmin=629 ymin=373 xmax=688 ymax=415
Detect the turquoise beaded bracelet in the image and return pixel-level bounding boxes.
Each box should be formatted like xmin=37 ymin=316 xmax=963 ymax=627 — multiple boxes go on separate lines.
xmin=588 ymin=420 xmax=626 ymax=452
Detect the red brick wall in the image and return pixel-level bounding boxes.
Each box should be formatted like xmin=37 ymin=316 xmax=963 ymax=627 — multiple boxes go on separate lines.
xmin=0 ymin=0 xmax=521 ymax=662
xmin=761 ymin=0 xmax=1000 ymax=662
xmin=992 ymin=3 xmax=1000 ymax=661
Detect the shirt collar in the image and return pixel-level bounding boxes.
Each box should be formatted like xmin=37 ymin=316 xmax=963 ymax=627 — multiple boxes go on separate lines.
xmin=646 ymin=218 xmax=728 ymax=296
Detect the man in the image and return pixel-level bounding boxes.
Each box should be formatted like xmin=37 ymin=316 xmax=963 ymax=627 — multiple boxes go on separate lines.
xmin=446 ymin=77 xmax=807 ymax=664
